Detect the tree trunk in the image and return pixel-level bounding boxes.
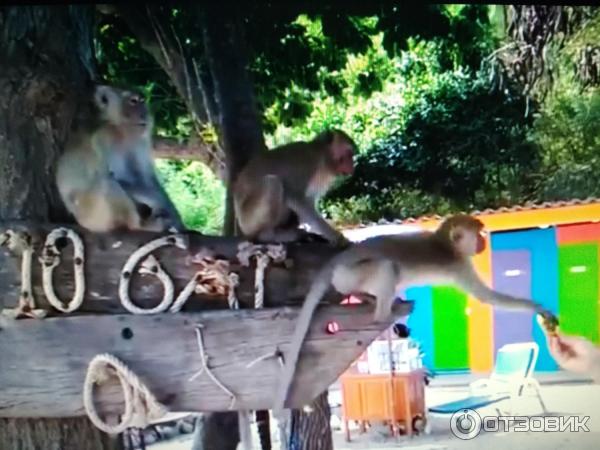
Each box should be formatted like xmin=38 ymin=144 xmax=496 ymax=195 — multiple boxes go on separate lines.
xmin=187 ymin=6 xmax=268 ymax=449
xmin=191 ymin=413 xmax=240 ymax=450
xmin=201 ymin=4 xmax=266 ymax=237
xmin=113 ymin=4 xmax=227 ymax=178
xmin=0 ymin=418 xmax=121 ymax=450
xmin=200 ymin=5 xmax=266 ymax=182
xmin=0 ymin=5 xmax=95 ymax=223
xmin=289 ymin=392 xmax=333 ymax=450
xmin=0 ymin=6 xmax=120 ymax=450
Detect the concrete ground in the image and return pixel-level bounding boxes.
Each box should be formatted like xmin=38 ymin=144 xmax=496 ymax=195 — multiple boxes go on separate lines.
xmin=150 ymin=373 xmax=600 ymax=450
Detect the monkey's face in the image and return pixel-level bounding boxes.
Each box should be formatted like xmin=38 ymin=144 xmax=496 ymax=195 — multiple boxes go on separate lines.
xmin=329 ymin=134 xmax=355 ymax=176
xmin=94 ymin=85 xmax=152 ymax=134
xmin=448 ymin=217 xmax=487 ymax=257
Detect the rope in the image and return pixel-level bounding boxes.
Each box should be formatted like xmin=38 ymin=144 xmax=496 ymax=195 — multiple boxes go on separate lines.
xmin=1 ymin=230 xmax=47 ymax=319
xmin=236 ymin=242 xmax=287 ymax=450
xmin=83 ymin=353 xmax=168 ymax=435
xmin=236 ymin=242 xmax=287 ymax=366
xmin=118 ymin=235 xmax=187 ymax=314
xmin=39 ymin=227 xmax=86 ymax=313
xmin=188 ymin=324 xmax=237 ymax=410
xmin=170 ymin=256 xmax=233 ymax=313
xmin=183 ymin=254 xmax=253 ymax=449
xmin=232 ymin=249 xmax=252 ymax=450
xmin=236 ymin=242 xmax=286 ymax=309
xmin=227 ymin=273 xmax=240 ymax=310
xmin=245 ymin=350 xmax=285 ymax=369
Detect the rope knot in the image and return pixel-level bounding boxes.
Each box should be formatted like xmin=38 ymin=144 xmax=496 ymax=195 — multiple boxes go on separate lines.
xmin=236 ymin=242 xmax=287 ymax=309
xmin=170 ymin=253 xmax=238 ymax=312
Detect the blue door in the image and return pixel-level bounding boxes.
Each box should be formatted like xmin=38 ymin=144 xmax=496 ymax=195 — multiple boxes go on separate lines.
xmin=491 ymin=228 xmax=559 ymax=371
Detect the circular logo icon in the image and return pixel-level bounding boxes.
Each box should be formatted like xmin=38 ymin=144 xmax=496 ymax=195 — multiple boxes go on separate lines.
xmin=450 ymin=408 xmax=482 ymax=440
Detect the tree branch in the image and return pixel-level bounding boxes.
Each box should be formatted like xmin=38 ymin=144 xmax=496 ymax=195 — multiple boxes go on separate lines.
xmin=105 ymin=5 xmax=226 ymax=175
xmin=153 ymin=136 xmax=226 ymax=177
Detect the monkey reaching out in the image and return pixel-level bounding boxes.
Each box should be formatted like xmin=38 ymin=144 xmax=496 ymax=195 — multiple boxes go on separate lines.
xmin=233 ymin=130 xmax=355 ymax=245
xmin=273 ymin=214 xmax=558 ymax=413
xmin=56 ymin=84 xmax=183 ymax=232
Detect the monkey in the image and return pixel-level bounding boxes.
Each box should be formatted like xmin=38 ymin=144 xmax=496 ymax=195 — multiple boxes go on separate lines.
xmin=56 ymin=84 xmax=184 ymax=232
xmin=232 ymin=129 xmax=355 ymax=245
xmin=272 ymin=214 xmax=559 ymax=414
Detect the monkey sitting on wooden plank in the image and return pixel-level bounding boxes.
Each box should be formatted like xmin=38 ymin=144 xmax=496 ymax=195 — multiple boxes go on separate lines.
xmin=273 ymin=214 xmax=558 ymax=413
xmin=233 ymin=129 xmax=356 ymax=246
xmin=56 ymin=84 xmax=184 ymax=233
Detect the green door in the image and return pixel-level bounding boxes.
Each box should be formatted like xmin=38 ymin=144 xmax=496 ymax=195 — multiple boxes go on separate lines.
xmin=558 ymin=243 xmax=599 ymax=344
xmin=432 ymin=285 xmax=469 ymax=370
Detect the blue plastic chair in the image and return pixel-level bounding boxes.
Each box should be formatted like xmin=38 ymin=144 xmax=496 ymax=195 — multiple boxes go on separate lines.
xmin=429 ymin=342 xmax=547 ymax=415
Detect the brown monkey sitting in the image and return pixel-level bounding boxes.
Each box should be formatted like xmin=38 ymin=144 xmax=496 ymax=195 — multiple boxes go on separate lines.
xmin=233 ymin=129 xmax=355 ymax=245
xmin=56 ymin=84 xmax=183 ymax=232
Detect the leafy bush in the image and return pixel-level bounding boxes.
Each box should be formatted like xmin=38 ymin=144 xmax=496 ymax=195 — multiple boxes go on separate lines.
xmin=155 ymin=160 xmax=225 ymax=234
xmin=322 ymin=187 xmax=454 ymax=225
xmin=321 ymin=61 xmax=538 ymax=223
xmin=99 ymin=5 xmax=549 ymax=228
xmin=531 ymin=87 xmax=600 ymax=200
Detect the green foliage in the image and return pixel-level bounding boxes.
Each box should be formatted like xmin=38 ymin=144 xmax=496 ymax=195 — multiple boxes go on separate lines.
xmin=96 ymin=16 xmax=189 ymax=139
xmin=256 ymin=14 xmax=533 ymax=223
xmin=531 ymin=87 xmax=600 ymax=200
xmin=263 ymin=5 xmax=496 ymax=150
xmin=99 ymin=4 xmax=600 ymax=228
xmin=322 ymin=65 xmax=538 ymax=223
xmin=155 ymin=160 xmax=225 ymax=234
xmin=322 ymin=187 xmax=454 ymax=225
xmin=525 ymin=9 xmax=600 ymax=201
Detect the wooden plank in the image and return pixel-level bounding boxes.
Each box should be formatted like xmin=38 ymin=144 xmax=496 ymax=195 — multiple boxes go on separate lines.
xmin=0 ymin=303 xmax=413 ymax=418
xmin=0 ymin=221 xmax=343 ymax=314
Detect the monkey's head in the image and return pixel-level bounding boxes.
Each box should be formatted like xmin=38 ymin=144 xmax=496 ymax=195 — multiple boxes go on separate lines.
xmin=436 ymin=214 xmax=486 ymax=257
xmin=315 ymin=129 xmax=356 ymax=176
xmin=93 ymin=85 xmax=152 ymax=135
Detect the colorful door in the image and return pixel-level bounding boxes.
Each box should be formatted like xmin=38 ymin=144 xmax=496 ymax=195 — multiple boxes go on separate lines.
xmin=492 ymin=250 xmax=533 ymax=353
xmin=405 ymin=286 xmax=435 ymax=370
xmin=557 ymin=243 xmax=599 ymax=344
xmin=403 ymin=284 xmax=469 ymax=372
xmin=491 ymin=228 xmax=559 ymax=371
xmin=431 ymin=286 xmax=469 ymax=371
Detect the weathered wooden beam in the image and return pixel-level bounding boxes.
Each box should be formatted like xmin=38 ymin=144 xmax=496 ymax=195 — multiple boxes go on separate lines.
xmin=0 ymin=303 xmax=413 ymax=418
xmin=0 ymin=222 xmax=343 ymax=315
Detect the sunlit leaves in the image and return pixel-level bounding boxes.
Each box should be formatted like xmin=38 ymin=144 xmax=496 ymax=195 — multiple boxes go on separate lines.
xmin=155 ymin=160 xmax=225 ymax=234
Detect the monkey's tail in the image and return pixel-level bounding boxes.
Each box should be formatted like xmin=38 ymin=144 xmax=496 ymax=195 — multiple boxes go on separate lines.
xmin=272 ymin=257 xmax=340 ymax=418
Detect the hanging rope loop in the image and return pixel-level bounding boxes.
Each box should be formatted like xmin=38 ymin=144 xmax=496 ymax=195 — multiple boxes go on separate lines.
xmin=83 ymin=353 xmax=168 ymax=435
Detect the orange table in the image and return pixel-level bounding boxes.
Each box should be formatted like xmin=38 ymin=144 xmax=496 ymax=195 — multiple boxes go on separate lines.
xmin=340 ymin=370 xmax=426 ymax=440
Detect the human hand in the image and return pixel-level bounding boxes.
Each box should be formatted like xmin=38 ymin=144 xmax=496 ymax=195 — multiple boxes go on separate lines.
xmin=547 ymin=333 xmax=598 ymax=374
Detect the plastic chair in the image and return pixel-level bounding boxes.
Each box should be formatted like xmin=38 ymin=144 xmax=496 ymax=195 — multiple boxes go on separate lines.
xmin=429 ymin=342 xmax=547 ymax=415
